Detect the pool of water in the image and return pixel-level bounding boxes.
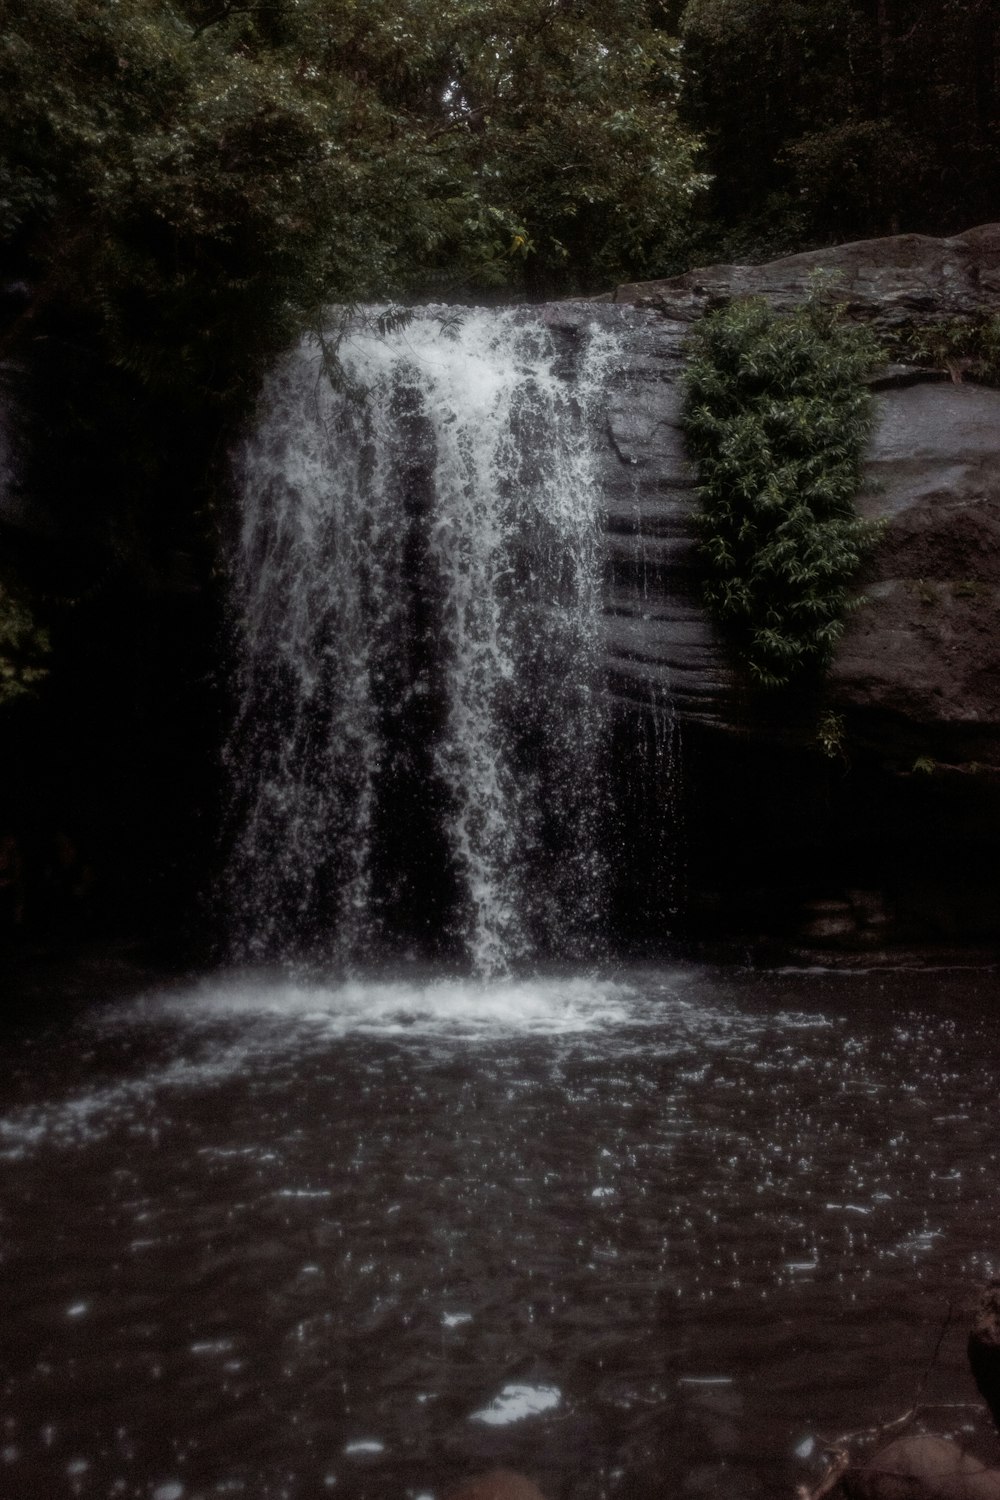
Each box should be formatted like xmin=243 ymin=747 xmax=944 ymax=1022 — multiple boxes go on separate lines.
xmin=1 ymin=964 xmax=998 ymax=1498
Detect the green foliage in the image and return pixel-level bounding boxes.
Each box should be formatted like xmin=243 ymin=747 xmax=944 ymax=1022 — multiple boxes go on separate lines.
xmin=678 ymin=0 xmax=1000 ymax=256
xmin=1 ymin=0 xmax=704 ymax=411
xmin=893 ymin=315 xmax=1000 ymax=387
xmin=0 ymin=0 xmax=706 ymax=640
xmin=0 ymin=581 xmax=49 ymax=707
xmin=682 ymin=297 xmax=883 ymax=689
xmin=816 ymin=709 xmax=846 ymax=761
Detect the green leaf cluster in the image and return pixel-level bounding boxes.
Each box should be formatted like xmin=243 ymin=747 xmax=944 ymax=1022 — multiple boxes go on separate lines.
xmin=0 ymin=0 xmax=704 ymax=413
xmin=677 ymin=0 xmax=1000 ymax=260
xmin=0 ymin=580 xmax=49 ymax=708
xmin=682 ymin=297 xmax=882 ymax=689
xmin=896 ymin=315 xmax=1000 ymax=387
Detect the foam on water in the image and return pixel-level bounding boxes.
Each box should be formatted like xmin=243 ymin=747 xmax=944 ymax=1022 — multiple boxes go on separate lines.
xmin=0 ymin=972 xmax=645 ymax=1157
xmin=0 ymin=966 xmax=874 ymax=1163
xmin=470 ymin=1383 xmax=562 ymax=1426
xmin=143 ymin=970 xmax=641 ymax=1040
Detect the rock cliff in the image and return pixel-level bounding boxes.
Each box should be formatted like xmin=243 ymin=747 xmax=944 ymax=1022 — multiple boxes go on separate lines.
xmin=572 ymin=226 xmax=1000 ymax=948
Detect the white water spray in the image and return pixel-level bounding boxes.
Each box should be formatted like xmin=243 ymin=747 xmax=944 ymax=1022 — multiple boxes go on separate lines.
xmin=227 ymin=308 xmax=620 ymax=970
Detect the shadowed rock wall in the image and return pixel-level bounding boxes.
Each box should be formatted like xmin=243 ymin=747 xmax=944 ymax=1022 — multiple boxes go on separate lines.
xmin=569 ymin=226 xmax=1000 ymax=950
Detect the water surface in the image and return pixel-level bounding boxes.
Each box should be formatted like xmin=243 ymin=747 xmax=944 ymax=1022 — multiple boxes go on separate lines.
xmin=2 ymin=964 xmax=998 ymax=1498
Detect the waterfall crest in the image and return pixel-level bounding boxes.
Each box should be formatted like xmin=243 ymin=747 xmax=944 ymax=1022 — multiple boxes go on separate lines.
xmin=226 ymin=308 xmax=619 ymax=972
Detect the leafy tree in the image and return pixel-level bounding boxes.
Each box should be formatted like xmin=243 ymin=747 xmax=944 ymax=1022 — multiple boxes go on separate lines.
xmin=1 ymin=0 xmax=704 ymax=413
xmin=0 ymin=0 xmax=706 ymax=731
xmin=678 ymin=0 xmax=1000 ymax=260
xmin=682 ymin=296 xmax=882 ymax=689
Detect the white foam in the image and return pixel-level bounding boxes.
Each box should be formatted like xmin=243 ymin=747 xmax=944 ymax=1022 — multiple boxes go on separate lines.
xmin=470 ymin=1383 xmax=561 ymax=1426
xmin=142 ymin=971 xmax=640 ymax=1040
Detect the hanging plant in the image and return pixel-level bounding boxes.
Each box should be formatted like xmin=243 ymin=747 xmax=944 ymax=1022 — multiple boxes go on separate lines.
xmin=682 ymin=295 xmax=883 ymax=689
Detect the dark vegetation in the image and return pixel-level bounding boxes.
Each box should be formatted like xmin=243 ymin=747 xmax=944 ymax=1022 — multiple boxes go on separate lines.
xmin=674 ymin=0 xmax=1000 ymax=262
xmin=682 ymin=295 xmax=882 ymax=689
xmin=0 ymin=0 xmax=997 ymax=952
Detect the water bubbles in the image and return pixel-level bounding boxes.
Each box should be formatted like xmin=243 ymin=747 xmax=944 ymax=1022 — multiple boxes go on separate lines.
xmin=470 ymin=1383 xmax=561 ymax=1426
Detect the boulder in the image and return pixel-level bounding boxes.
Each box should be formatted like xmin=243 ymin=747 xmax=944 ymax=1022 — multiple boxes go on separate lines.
xmin=831 ymin=383 xmax=1000 ymax=754
xmin=969 ymin=1281 xmax=1000 ymax=1435
xmin=610 ymin=224 xmax=1000 ymax=330
xmin=443 ymin=1471 xmax=548 ymax=1500
xmin=842 ymin=1436 xmax=1000 ymax=1500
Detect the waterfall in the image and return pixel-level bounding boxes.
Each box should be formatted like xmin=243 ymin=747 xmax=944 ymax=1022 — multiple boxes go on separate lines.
xmin=225 ymin=307 xmax=620 ymax=972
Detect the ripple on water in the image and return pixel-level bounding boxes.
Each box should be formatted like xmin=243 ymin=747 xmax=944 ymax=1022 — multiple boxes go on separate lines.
xmin=0 ymin=964 xmax=998 ymax=1499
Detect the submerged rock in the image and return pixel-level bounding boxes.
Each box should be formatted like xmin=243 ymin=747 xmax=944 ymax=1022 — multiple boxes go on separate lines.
xmin=843 ymin=1436 xmax=1000 ymax=1500
xmin=969 ymin=1281 xmax=1000 ymax=1436
xmin=443 ymin=1471 xmax=548 ymax=1500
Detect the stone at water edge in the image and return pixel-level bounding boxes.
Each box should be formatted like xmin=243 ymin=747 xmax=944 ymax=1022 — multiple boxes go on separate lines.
xmin=969 ymin=1280 xmax=1000 ymax=1435
xmin=842 ymin=1435 xmax=1000 ymax=1500
xmin=443 ymin=1471 xmax=548 ymax=1500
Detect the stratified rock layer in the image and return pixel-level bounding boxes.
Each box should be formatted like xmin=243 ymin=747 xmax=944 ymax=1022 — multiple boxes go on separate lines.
xmin=612 ymin=223 xmax=1000 ymax=329
xmin=565 ymin=226 xmax=1000 ymax=947
xmin=571 ymin=227 xmax=1000 ymax=758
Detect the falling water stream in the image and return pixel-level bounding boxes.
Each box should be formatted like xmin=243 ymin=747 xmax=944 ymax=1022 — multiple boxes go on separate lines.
xmin=226 ymin=308 xmax=614 ymax=971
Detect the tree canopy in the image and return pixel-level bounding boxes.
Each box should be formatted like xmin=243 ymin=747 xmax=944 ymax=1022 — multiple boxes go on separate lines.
xmin=1 ymin=0 xmax=704 ymax=409
xmin=678 ymin=0 xmax=1000 ymax=260
xmin=3 ymin=0 xmax=996 ymax=415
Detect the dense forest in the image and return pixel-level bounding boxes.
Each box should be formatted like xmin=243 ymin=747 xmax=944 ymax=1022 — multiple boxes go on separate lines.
xmin=1 ymin=0 xmax=998 ymax=953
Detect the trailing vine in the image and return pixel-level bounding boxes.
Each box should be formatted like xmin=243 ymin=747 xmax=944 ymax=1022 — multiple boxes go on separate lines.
xmin=682 ymin=296 xmax=883 ymax=690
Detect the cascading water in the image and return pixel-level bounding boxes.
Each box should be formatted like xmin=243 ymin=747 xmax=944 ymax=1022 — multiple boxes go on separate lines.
xmin=226 ymin=308 xmax=620 ymax=971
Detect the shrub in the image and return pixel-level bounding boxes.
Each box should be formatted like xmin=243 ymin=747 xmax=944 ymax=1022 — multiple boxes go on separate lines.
xmin=0 ymin=582 xmax=49 ymax=707
xmin=682 ymin=296 xmax=883 ymax=689
xmin=894 ymin=314 xmax=1000 ymax=386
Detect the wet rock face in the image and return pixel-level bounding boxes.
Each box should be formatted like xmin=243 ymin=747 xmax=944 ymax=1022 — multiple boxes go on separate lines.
xmin=574 ymin=228 xmax=1000 ymax=762
xmin=569 ymin=226 xmax=1000 ymax=946
xmin=611 ymin=223 xmax=1000 ymax=330
xmin=557 ymin=303 xmax=740 ymax=730
xmin=832 ymin=382 xmax=1000 ymax=755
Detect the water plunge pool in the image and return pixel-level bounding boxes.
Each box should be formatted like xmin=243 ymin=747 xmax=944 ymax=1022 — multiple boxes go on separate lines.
xmin=1 ymin=964 xmax=998 ymax=1498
